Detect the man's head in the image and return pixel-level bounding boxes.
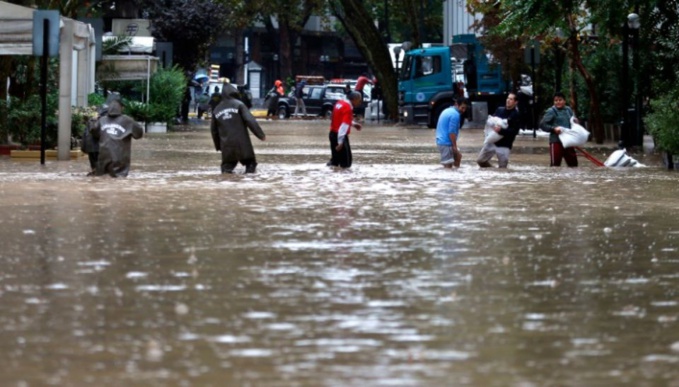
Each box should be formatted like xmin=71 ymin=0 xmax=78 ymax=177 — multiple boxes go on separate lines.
xmin=453 ymin=96 xmax=468 ymax=114
xmin=107 ymin=99 xmax=123 ymax=117
xmin=553 ymin=92 xmax=566 ymax=109
xmin=221 ymin=83 xmax=240 ymax=100
xmin=348 ymin=91 xmax=363 ymax=108
xmin=505 ymin=92 xmax=518 ymax=110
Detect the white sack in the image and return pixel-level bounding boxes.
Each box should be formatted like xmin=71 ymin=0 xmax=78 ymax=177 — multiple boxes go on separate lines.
xmin=559 ymin=117 xmax=590 ymax=148
xmin=484 ymin=116 xmax=508 ymax=144
xmin=604 ymin=149 xmax=645 ymax=167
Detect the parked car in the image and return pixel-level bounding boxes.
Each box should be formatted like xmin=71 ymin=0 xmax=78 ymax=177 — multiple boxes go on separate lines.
xmin=277 ymin=83 xmax=372 ymax=119
xmin=277 ymin=84 xmax=346 ymax=119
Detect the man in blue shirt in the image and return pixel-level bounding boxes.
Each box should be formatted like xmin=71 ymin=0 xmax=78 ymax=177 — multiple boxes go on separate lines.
xmin=435 ymin=96 xmax=468 ymax=168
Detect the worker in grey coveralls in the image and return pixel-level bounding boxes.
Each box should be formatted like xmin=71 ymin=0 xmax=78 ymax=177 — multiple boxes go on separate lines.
xmin=91 ymin=99 xmax=144 ymax=177
xmin=210 ymin=83 xmax=266 ymax=173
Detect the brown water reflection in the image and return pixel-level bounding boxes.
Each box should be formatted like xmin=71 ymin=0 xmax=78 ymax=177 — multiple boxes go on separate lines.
xmin=1 ymin=121 xmax=678 ymax=386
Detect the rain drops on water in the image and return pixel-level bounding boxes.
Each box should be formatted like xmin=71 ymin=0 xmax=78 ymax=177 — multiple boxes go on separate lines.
xmin=175 ymin=303 xmax=190 ymax=316
xmin=145 ymin=340 xmax=164 ymax=362
xmin=671 ymin=341 xmax=679 ymax=353
xmin=187 ymin=247 xmax=198 ymax=265
xmin=603 ymin=227 xmax=613 ymax=235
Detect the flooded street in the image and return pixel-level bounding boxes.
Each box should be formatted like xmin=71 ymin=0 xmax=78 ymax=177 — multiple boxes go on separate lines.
xmin=1 ymin=120 xmax=679 ymax=386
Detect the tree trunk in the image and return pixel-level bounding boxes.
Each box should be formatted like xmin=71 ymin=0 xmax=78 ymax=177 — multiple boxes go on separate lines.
xmin=279 ymin=20 xmax=292 ymax=82
xmin=405 ymin=0 xmax=421 ymax=48
xmin=568 ymin=21 xmax=604 ymax=144
xmin=332 ymin=0 xmax=399 ymax=120
xmin=234 ymin=29 xmax=245 ymax=84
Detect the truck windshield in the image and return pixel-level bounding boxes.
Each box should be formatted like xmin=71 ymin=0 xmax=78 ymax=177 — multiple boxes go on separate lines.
xmin=399 ymin=55 xmax=413 ymax=81
xmin=399 ymin=55 xmax=441 ymax=81
xmin=414 ymin=56 xmax=440 ymax=78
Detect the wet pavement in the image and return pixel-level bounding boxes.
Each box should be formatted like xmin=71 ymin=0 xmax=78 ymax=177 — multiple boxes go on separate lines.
xmin=1 ymin=119 xmax=678 ymax=386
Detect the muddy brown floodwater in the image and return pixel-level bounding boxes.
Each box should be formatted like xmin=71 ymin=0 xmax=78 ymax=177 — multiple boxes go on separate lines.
xmin=1 ymin=120 xmax=678 ymax=386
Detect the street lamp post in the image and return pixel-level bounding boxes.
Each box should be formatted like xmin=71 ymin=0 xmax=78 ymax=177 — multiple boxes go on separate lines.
xmin=620 ymin=13 xmax=640 ymax=149
xmin=630 ymin=13 xmax=642 ymax=148
xmin=393 ymin=45 xmax=402 ymax=73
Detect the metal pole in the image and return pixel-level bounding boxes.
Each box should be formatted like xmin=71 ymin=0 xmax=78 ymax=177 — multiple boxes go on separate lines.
xmin=40 ymin=19 xmax=49 ymax=165
xmin=632 ymin=28 xmax=642 ymax=147
xmin=531 ymin=45 xmax=536 ymax=138
xmin=620 ymin=24 xmax=629 ymax=149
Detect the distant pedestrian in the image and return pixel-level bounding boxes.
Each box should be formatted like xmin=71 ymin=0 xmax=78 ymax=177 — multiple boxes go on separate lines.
xmin=90 ymin=99 xmax=144 ymax=177
xmin=476 ymin=92 xmax=521 ymax=168
xmin=328 ymin=91 xmax=363 ymax=168
xmin=355 ymin=72 xmax=374 ymax=93
xmin=540 ymin=92 xmax=579 ymax=167
xmin=265 ymin=80 xmax=285 ymax=120
xmin=294 ymin=79 xmax=307 ymax=118
xmin=211 ymin=83 xmax=266 ymax=174
xmin=208 ymin=86 xmax=221 ymax=112
xmin=81 ymin=115 xmax=99 ymax=174
xmin=435 ymin=96 xmax=467 ymax=168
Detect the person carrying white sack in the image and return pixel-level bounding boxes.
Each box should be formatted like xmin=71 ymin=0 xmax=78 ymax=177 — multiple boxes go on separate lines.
xmin=540 ymin=92 xmax=582 ymax=167
xmin=477 ymin=92 xmax=521 ymax=168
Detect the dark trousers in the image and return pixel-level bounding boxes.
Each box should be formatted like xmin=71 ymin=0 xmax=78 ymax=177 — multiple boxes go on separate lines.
xmin=550 ymin=142 xmax=578 ymax=167
xmin=87 ymin=152 xmax=99 ymax=170
xmin=329 ymin=131 xmax=352 ymax=168
xmin=221 ymin=159 xmax=257 ymax=174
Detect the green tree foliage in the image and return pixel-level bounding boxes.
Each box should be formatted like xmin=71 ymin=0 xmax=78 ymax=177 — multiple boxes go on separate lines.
xmin=641 ymin=1 xmax=679 ymax=154
xmin=375 ymin=0 xmax=443 ymax=46
xmin=466 ymin=1 xmax=526 ymax=89
xmin=142 ymin=0 xmax=230 ymax=71
xmin=470 ymin=0 xmax=614 ymax=144
xmin=645 ymin=77 xmax=679 ymax=155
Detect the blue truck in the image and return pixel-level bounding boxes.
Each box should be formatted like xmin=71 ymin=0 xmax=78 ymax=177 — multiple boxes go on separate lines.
xmin=397 ymin=34 xmax=507 ymax=128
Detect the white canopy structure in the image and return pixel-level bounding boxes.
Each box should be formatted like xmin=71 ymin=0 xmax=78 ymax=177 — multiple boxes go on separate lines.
xmin=1 ymin=1 xmax=96 ymax=161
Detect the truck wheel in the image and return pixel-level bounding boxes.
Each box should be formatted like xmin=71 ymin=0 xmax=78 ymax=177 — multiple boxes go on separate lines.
xmin=429 ymin=103 xmax=451 ymax=128
xmin=322 ymin=107 xmax=332 ymax=119
xmin=277 ymin=105 xmax=288 ymax=119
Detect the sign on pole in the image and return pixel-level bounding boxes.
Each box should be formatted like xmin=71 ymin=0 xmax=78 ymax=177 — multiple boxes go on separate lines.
xmin=523 ymin=39 xmax=540 ymax=65
xmin=33 ymin=10 xmax=60 ymax=57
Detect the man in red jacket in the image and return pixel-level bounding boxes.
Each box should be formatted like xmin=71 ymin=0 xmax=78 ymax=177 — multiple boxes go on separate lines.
xmin=328 ymin=91 xmax=363 ymax=168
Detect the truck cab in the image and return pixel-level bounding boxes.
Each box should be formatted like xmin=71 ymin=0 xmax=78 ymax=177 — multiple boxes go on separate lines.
xmin=397 ymin=34 xmax=506 ymax=128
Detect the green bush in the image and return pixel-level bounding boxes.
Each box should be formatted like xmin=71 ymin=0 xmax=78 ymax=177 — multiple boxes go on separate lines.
xmin=71 ymin=105 xmax=98 ymax=138
xmin=123 ymin=101 xmax=151 ymax=123
xmin=645 ymin=88 xmax=679 ymax=155
xmin=7 ymin=94 xmax=58 ymax=147
xmin=88 ymin=92 xmax=106 ymax=107
xmin=148 ymin=65 xmax=186 ymax=125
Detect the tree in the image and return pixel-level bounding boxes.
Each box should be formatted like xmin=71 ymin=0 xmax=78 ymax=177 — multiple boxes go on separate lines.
xmin=471 ymin=0 xmax=609 ymax=143
xmin=329 ymin=0 xmax=399 ymax=120
xmin=466 ymin=1 xmax=526 ymax=90
xmin=388 ymin=0 xmax=443 ymax=46
xmin=142 ymin=0 xmax=230 ymax=72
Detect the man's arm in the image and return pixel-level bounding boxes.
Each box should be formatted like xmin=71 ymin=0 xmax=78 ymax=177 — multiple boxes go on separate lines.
xmin=540 ymin=108 xmax=558 ymax=133
xmin=448 ymin=112 xmax=460 ymax=150
xmin=448 ymin=132 xmax=458 ymax=150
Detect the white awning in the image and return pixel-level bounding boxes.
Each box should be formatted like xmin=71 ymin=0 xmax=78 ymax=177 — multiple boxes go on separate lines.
xmin=1 ymin=1 xmax=97 ymax=161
